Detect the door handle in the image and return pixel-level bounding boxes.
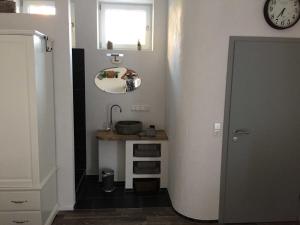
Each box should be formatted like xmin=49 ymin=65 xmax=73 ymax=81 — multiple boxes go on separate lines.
xmin=12 ymin=221 xmax=29 ymax=224
xmin=11 ymin=200 xmax=28 ymax=204
xmin=232 ymin=129 xmax=250 ymax=142
xmin=233 ymin=129 xmax=250 ymax=135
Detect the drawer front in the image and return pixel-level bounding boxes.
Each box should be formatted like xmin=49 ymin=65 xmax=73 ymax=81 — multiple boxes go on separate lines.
xmin=133 ymin=161 xmax=161 ymax=174
xmin=0 ymin=211 xmax=41 ymax=225
xmin=0 ymin=191 xmax=40 ymax=211
xmin=133 ymin=178 xmax=160 ymax=192
xmin=133 ymin=144 xmax=161 ymax=157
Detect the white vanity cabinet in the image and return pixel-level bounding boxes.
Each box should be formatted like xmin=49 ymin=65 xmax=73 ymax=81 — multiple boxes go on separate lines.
xmin=125 ymin=140 xmax=168 ymax=189
xmin=0 ymin=30 xmax=57 ymax=225
xmin=97 ymin=130 xmax=168 ymax=190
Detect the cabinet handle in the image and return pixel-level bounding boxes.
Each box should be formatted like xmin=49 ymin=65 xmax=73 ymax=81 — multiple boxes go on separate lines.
xmin=12 ymin=220 xmax=29 ymax=224
xmin=11 ymin=200 xmax=28 ymax=204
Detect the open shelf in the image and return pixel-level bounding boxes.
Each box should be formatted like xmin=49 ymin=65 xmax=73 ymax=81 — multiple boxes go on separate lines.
xmin=126 ymin=140 xmax=168 ymax=189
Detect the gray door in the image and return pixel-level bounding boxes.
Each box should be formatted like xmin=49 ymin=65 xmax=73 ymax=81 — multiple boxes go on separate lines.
xmin=220 ymin=37 xmax=300 ymax=223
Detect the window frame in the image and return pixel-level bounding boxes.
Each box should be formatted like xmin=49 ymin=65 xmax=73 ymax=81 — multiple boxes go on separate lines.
xmin=22 ymin=0 xmax=56 ymax=15
xmin=98 ymin=1 xmax=153 ymax=51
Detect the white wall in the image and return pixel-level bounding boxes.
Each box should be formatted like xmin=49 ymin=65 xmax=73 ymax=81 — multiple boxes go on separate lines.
xmin=74 ymin=0 xmax=168 ymax=176
xmin=167 ymin=0 xmax=300 ymax=220
xmin=0 ymin=0 xmax=75 ymax=211
xmin=53 ymin=0 xmax=75 ymax=210
xmin=0 ymin=13 xmax=55 ymax=36
xmin=13 ymin=0 xmax=21 ymax=13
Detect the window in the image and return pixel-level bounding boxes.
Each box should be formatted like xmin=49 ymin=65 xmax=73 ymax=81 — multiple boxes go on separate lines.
xmin=98 ymin=1 xmax=153 ymax=50
xmin=22 ymin=0 xmax=56 ymax=15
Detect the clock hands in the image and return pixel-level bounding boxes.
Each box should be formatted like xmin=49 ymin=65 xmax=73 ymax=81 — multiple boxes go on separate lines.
xmin=277 ymin=8 xmax=286 ymax=18
xmin=265 ymin=0 xmax=300 ymax=29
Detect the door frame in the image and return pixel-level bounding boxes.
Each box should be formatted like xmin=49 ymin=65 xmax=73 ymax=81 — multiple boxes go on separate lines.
xmin=218 ymin=36 xmax=300 ymax=223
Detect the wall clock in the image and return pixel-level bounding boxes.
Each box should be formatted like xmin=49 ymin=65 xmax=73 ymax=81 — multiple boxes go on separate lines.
xmin=264 ymin=0 xmax=300 ymax=29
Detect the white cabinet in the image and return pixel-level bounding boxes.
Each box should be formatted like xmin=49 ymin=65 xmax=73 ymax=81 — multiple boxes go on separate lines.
xmin=0 ymin=30 xmax=57 ymax=225
xmin=0 ymin=211 xmax=42 ymax=225
xmin=97 ymin=130 xmax=168 ymax=190
xmin=0 ymin=191 xmax=40 ymax=211
xmin=125 ymin=140 xmax=168 ymax=189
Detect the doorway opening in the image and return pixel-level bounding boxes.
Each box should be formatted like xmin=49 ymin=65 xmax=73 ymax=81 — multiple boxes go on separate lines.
xmin=72 ymin=48 xmax=171 ymax=209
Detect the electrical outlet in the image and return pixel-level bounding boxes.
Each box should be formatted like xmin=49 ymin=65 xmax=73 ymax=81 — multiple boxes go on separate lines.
xmin=131 ymin=105 xmax=150 ymax=112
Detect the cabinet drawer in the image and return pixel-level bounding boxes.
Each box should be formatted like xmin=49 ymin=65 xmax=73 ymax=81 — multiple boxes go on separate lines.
xmin=133 ymin=178 xmax=160 ymax=193
xmin=0 ymin=191 xmax=40 ymax=211
xmin=133 ymin=144 xmax=161 ymax=157
xmin=133 ymin=161 xmax=161 ymax=174
xmin=0 ymin=211 xmax=41 ymax=225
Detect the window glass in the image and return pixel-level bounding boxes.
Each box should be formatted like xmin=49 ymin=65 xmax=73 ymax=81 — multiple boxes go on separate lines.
xmin=99 ymin=2 xmax=153 ymax=50
xmin=22 ymin=0 xmax=56 ymax=15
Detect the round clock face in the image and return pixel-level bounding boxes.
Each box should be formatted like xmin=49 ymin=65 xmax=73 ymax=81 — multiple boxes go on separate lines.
xmin=264 ymin=0 xmax=300 ymax=29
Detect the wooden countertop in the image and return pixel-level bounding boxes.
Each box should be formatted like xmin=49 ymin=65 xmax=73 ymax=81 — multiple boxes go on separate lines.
xmin=96 ymin=130 xmax=168 ymax=141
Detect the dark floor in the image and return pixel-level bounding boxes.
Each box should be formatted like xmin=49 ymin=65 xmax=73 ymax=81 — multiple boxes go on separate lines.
xmin=75 ymin=176 xmax=171 ymax=209
xmin=52 ymin=208 xmax=300 ymax=225
xmin=69 ymin=177 xmax=299 ymax=225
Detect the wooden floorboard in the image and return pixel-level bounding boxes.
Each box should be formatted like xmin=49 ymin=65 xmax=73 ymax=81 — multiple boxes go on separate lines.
xmin=52 ymin=207 xmax=300 ymax=225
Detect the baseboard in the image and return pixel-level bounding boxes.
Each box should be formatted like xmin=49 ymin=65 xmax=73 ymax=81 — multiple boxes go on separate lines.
xmin=58 ymin=204 xmax=74 ymax=211
xmin=172 ymin=206 xmax=218 ymax=223
xmin=45 ymin=204 xmax=58 ymax=225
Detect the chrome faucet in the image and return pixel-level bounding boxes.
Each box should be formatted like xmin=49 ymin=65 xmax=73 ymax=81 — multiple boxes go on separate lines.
xmin=109 ymin=104 xmax=122 ymax=130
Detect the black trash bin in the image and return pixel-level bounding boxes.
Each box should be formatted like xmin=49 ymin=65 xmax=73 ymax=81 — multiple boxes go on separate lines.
xmin=102 ymin=169 xmax=115 ymax=193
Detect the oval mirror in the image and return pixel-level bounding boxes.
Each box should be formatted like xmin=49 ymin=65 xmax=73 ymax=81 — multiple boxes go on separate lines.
xmin=95 ymin=67 xmax=141 ymax=94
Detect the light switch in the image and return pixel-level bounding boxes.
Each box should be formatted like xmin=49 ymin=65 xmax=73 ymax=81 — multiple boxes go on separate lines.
xmin=214 ymin=123 xmax=222 ymax=136
xmin=214 ymin=123 xmax=221 ymax=130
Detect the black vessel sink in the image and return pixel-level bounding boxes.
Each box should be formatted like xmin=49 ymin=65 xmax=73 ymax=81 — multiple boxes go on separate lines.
xmin=115 ymin=121 xmax=143 ymax=135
